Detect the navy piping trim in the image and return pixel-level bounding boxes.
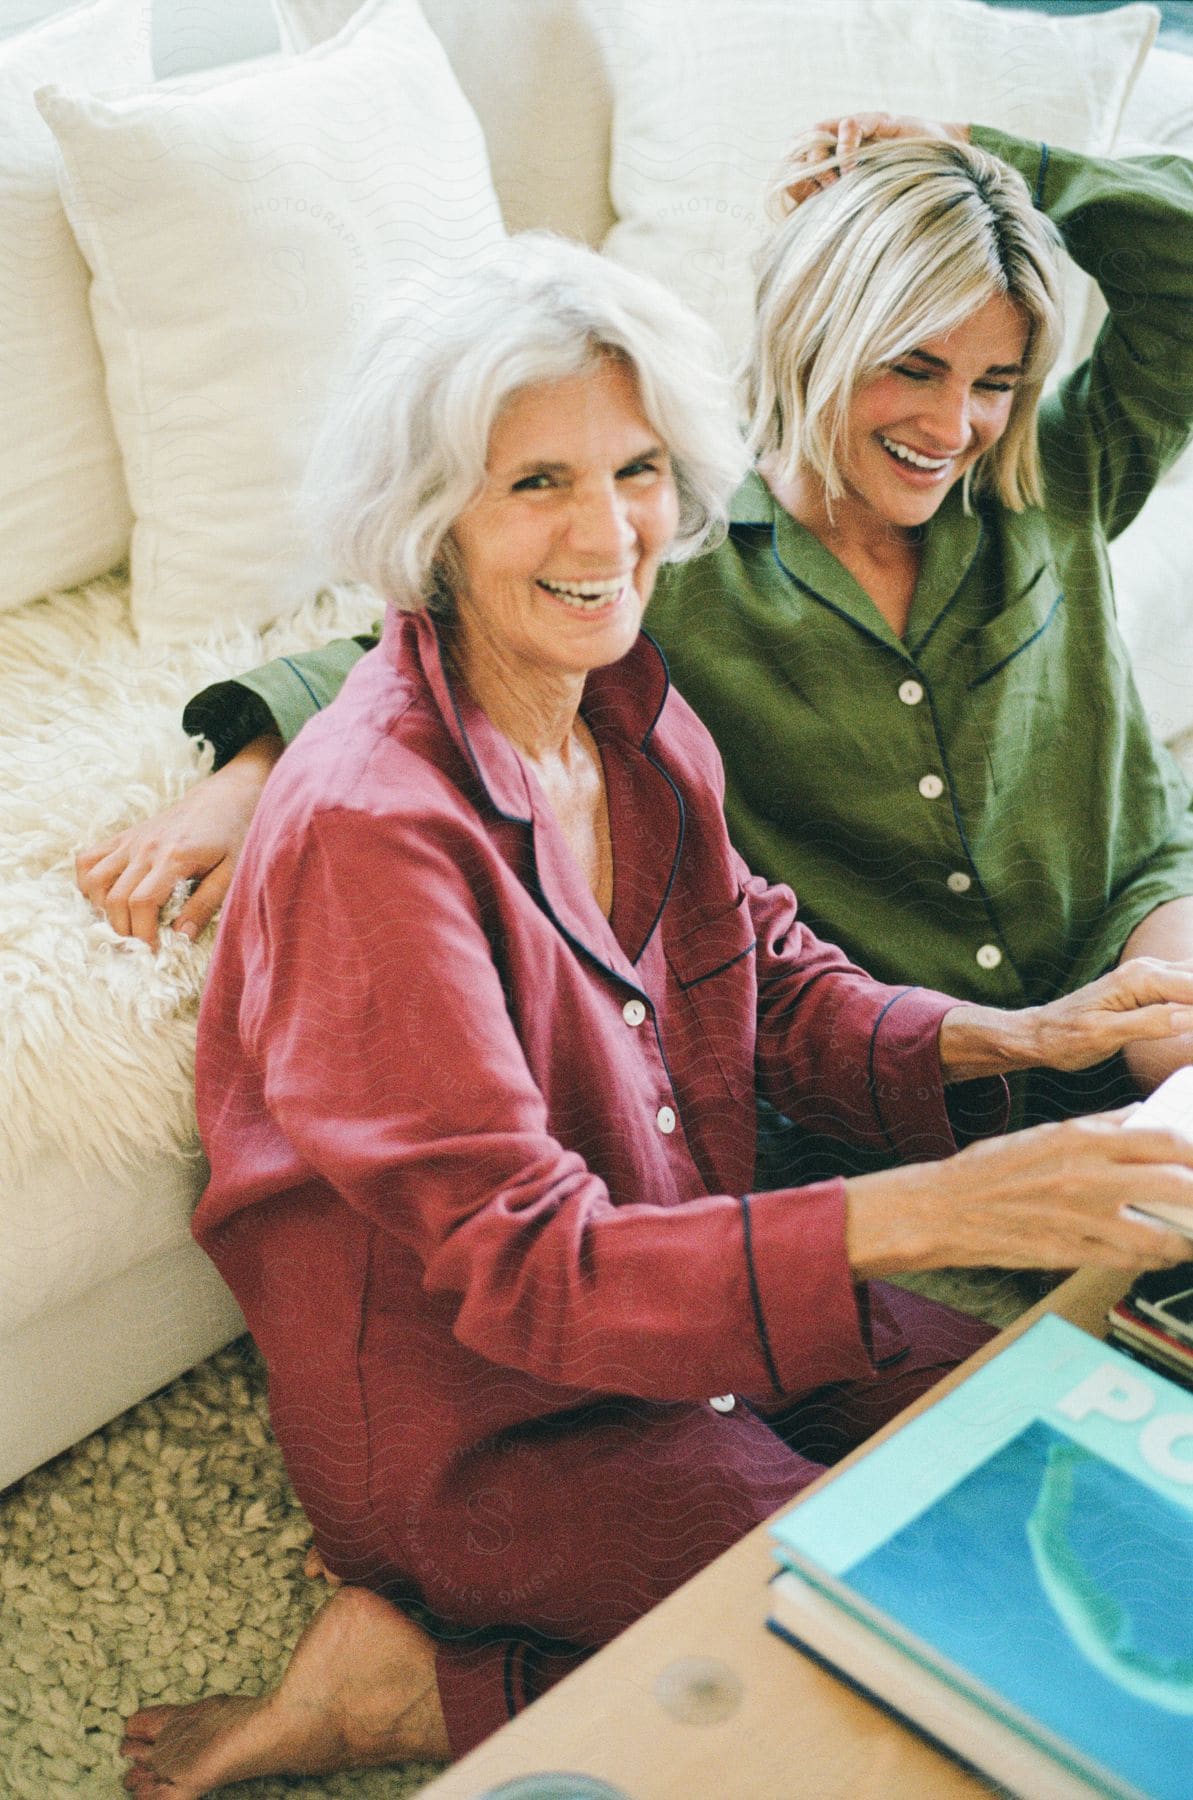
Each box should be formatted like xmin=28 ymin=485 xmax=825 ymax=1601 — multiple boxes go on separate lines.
xmin=637 ymin=627 xmax=673 ymax=748
xmin=867 ymin=989 xmax=915 ymax=1158
xmin=280 ymin=657 xmax=324 ymax=713
xmin=502 ymin=1641 xmax=520 ymax=1720
xmin=918 ymin=680 xmax=1027 ymax=994
xmin=907 ymin=517 xmax=987 ymax=661
xmin=431 ymin=617 xmax=532 ymax=826
xmin=769 ymin=534 xmax=895 ymax=653
xmin=1034 ymin=143 xmax=1050 ymax=209
xmin=740 ymin=1194 xmax=784 ymax=1396
xmin=968 ymin=592 xmax=1063 ymax=689
xmin=675 ymin=941 xmax=757 ymax=990
xmin=520 ymin=753 xmax=683 ymax=979
xmin=644 ymin=1015 xmax=701 ymax=1166
xmin=628 ymin=757 xmax=685 ymax=965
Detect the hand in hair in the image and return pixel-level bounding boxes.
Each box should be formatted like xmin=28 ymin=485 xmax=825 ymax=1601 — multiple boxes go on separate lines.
xmin=780 ymin=112 xmax=970 ymax=210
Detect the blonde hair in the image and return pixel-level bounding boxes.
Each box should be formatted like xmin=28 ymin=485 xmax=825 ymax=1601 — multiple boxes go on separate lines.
xmin=308 ymin=235 xmax=748 ymax=612
xmin=744 ymin=133 xmax=1065 ymax=512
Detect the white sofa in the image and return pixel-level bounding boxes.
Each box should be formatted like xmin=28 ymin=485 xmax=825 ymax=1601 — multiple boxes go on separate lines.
xmin=3 ymin=0 xmax=1193 ymax=1493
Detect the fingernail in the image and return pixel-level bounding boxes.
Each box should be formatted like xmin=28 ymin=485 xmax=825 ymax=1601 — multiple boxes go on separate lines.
xmin=175 ymin=920 xmax=198 ymax=942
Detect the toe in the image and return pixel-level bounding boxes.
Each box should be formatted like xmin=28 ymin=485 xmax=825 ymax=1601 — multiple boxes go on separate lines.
xmin=124 ymin=1705 xmax=176 ymax=1743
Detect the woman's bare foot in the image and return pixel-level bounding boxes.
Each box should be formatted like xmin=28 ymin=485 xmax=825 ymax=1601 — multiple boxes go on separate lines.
xmin=302 ymin=1543 xmax=344 ymax=1589
xmin=120 ymin=1586 xmax=450 ymax=1797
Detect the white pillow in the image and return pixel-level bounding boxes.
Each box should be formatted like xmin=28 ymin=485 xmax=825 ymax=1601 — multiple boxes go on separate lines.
xmin=599 ymin=0 xmax=1159 ymax=366
xmin=0 ymin=0 xmax=148 ymax=615
xmin=1119 ymin=43 xmax=1193 ymax=154
xmin=1078 ymin=47 xmax=1193 ymax=753
xmin=37 ymin=0 xmax=505 ymax=643
xmin=277 ymin=0 xmax=616 ymax=243
xmin=1113 ymin=454 xmax=1193 ymax=749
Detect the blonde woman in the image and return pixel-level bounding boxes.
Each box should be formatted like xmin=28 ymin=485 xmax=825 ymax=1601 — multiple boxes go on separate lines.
xmin=81 ymin=118 xmax=1193 ymax=1167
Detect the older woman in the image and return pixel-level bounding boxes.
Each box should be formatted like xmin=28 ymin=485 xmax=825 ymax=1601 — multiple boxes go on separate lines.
xmin=81 ymin=118 xmax=1193 ymax=1162
xmin=118 ymin=235 xmax=1193 ymax=1797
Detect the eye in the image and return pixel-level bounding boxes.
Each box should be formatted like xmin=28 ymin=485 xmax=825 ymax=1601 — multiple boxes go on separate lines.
xmin=511 ymin=471 xmax=555 ymax=493
xmin=617 ymin=455 xmax=667 ymax=481
xmin=892 ymin=365 xmax=931 ymax=383
xmin=976 ymin=379 xmax=1016 ymax=395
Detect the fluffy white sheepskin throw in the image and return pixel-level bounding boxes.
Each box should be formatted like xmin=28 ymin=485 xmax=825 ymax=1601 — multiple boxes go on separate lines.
xmin=0 ymin=574 xmax=379 ymax=1187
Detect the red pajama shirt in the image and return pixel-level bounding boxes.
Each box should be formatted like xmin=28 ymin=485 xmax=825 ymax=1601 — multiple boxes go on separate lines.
xmin=193 ymin=608 xmax=1001 ymax=1754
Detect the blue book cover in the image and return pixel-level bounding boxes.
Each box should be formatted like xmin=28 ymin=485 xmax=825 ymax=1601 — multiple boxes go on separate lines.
xmin=769 ymin=1314 xmax=1193 ymax=1800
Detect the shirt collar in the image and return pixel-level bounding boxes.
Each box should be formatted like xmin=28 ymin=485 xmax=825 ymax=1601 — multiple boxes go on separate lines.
xmin=381 ymin=605 xmax=673 ymax=822
xmin=730 ymin=464 xmax=984 ymax=656
xmin=727 ymin=468 xmax=775 ymax=529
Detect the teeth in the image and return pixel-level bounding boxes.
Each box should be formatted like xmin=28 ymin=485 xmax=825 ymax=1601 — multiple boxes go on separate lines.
xmin=880 ymin=436 xmax=951 ymax=472
xmin=540 ymin=576 xmax=628 ymax=608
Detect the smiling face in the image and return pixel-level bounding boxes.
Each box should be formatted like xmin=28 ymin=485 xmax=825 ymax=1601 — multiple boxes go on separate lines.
xmin=449 ymin=357 xmax=680 ymax=696
xmin=840 ymin=292 xmax=1030 ymax=532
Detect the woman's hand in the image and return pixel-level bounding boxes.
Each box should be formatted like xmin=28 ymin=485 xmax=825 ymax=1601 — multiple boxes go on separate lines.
xmin=939 ymin=958 xmax=1193 ymax=1083
xmin=779 ymin=113 xmax=969 ymax=208
xmin=74 ymin=733 xmax=282 ymax=948
xmin=845 ymin=1113 xmax=1193 ymax=1280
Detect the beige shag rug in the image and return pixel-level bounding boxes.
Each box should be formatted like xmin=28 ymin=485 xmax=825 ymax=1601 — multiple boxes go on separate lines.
xmin=0 ymin=1333 xmax=446 ymax=1800
xmin=0 ymin=1268 xmax=1046 ymax=1800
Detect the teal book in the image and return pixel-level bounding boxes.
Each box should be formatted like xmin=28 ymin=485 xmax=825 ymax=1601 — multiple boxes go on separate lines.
xmin=768 ymin=1314 xmax=1193 ymax=1800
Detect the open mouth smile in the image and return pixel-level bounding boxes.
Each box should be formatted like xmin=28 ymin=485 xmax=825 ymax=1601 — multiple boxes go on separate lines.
xmin=537 ymin=575 xmax=631 ymax=611
xmin=879 ymin=435 xmax=955 ymax=475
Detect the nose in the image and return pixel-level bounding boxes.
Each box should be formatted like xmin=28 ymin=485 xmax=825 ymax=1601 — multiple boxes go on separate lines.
xmin=566 ymin=480 xmax=637 ymax=562
xmin=917 ymin=381 xmax=972 ymax=452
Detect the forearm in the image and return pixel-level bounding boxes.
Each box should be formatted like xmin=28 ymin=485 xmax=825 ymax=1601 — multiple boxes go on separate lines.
xmin=844 ymin=1114 xmax=1193 ymax=1283
xmin=939 ymin=945 xmax=1193 ymax=1087
xmin=937 ymin=1002 xmax=1042 ymax=1083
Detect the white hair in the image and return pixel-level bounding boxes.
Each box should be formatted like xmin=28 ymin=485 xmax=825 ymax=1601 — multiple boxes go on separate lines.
xmin=745 ymin=133 xmax=1065 ymax=512
xmin=307 ymin=235 xmax=749 ymax=611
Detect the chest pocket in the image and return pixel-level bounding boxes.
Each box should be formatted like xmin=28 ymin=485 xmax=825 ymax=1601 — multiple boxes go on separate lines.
xmin=968 ymin=564 xmax=1064 ymax=691
xmin=663 ymin=898 xmax=757 ymax=1100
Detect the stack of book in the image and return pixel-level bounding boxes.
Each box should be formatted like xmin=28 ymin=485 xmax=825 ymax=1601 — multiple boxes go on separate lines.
xmin=1108 ymin=1264 xmax=1193 ymax=1390
xmin=766 ymin=1314 xmax=1193 ymax=1800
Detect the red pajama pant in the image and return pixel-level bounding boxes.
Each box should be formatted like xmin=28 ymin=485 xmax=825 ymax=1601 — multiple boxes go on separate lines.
xmin=402 ymin=1284 xmax=995 ymax=1755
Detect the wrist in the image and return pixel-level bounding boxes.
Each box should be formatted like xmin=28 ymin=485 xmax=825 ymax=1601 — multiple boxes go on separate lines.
xmin=938 ymin=1002 xmax=1038 ymax=1082
xmin=228 ymin=731 xmax=283 ymax=779
xmin=844 ymin=1162 xmax=951 ymax=1279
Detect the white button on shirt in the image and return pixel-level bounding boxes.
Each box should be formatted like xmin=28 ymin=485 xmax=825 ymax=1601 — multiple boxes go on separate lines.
xmin=898 ymin=679 xmax=924 ymax=706
xmin=708 ymin=1394 xmax=736 ymax=1413
xmin=656 ymin=1105 xmax=676 ymax=1134
xmin=918 ymin=774 xmax=944 ymax=800
xmin=976 ymin=944 xmax=1003 ymax=970
xmin=622 ymin=998 xmax=646 ymax=1028
xmin=947 ymin=871 xmax=972 ymax=894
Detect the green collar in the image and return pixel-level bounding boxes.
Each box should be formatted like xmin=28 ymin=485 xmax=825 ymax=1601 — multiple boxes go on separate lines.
xmin=729 ymin=467 xmax=985 ymax=658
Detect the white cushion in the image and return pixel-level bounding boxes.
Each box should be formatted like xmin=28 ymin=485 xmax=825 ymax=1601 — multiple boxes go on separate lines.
xmin=599 ymin=0 xmax=1158 ymax=366
xmin=1113 ymin=445 xmax=1193 ymax=748
xmin=0 ymin=0 xmax=148 ymax=615
xmin=276 ymin=0 xmax=616 ymax=242
xmin=1119 ymin=42 xmax=1193 ymax=153
xmin=36 ymin=0 xmax=505 ymax=643
xmin=1104 ymin=61 xmax=1193 ymax=752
